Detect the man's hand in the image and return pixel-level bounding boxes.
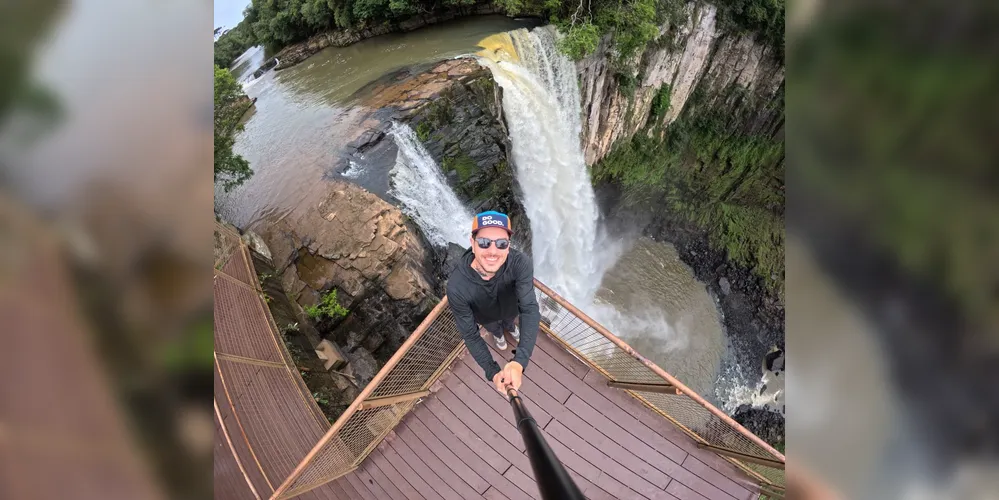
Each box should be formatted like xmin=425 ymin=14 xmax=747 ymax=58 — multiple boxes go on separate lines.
xmin=503 ymin=361 xmax=523 ymax=391
xmin=492 ymin=371 xmax=507 ymax=394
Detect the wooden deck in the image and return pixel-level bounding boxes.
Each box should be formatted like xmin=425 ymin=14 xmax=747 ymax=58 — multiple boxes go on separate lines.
xmin=321 ymin=332 xmax=760 ymax=500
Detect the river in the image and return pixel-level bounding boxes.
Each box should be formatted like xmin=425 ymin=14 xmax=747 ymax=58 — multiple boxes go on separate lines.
xmin=213 ymin=15 xmax=539 ymax=229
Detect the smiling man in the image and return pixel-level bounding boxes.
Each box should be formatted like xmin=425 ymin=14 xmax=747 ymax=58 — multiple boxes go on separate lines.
xmin=446 ymin=211 xmax=540 ymax=394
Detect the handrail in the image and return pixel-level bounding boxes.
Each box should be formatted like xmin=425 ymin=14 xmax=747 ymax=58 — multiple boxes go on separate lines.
xmin=532 ymin=279 xmax=786 ymax=462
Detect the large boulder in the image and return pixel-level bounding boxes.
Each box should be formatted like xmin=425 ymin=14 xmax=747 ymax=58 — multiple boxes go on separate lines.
xmin=257 ymin=180 xmax=436 ymax=369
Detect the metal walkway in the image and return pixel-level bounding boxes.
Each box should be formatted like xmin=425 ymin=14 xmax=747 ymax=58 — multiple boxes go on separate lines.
xmin=213 ymin=222 xmax=784 ymax=500
xmin=331 ymin=332 xmax=759 ymax=500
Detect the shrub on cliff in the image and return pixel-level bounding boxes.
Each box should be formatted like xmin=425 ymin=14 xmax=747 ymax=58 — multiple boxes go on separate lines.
xmin=214 ymin=66 xmax=253 ymax=191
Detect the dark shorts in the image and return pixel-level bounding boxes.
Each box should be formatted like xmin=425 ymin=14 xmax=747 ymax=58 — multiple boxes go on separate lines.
xmin=479 ymin=316 xmax=517 ymax=339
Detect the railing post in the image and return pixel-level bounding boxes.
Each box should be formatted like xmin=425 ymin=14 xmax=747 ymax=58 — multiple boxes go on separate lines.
xmin=606 ymin=380 xmax=679 ymax=394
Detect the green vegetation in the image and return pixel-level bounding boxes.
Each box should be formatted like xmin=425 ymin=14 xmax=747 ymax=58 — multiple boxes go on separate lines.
xmin=594 ymin=87 xmax=784 ymax=293
xmin=716 ymin=0 xmax=785 ymax=58
xmin=443 ymin=151 xmax=478 ymax=183
xmin=649 ymin=84 xmax=671 ymax=119
xmin=305 ymin=289 xmax=350 ymax=321
xmin=215 ymin=0 xmax=783 ymax=69
xmin=215 ymin=20 xmax=257 ymax=69
xmin=214 ymin=66 xmax=253 ymax=191
xmin=415 ymin=121 xmax=432 ymax=141
xmin=615 ymin=71 xmax=638 ymax=99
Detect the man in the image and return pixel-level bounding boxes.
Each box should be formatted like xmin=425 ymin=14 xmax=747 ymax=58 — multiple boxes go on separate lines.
xmin=446 ymin=211 xmax=540 ymax=394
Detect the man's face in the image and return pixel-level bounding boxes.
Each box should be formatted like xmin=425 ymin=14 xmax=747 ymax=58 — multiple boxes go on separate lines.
xmin=470 ymin=226 xmax=510 ymax=274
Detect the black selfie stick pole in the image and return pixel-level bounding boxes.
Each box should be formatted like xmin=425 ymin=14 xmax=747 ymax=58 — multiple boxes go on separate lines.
xmin=506 ymin=387 xmax=585 ymax=500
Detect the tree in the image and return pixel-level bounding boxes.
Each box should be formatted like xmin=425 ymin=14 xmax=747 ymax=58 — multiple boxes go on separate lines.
xmin=214 ymin=66 xmax=253 ymax=190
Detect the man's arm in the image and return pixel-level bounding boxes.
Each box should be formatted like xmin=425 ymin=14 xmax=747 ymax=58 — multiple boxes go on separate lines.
xmin=447 ymin=285 xmax=501 ymax=381
xmin=511 ymin=254 xmax=540 ymax=370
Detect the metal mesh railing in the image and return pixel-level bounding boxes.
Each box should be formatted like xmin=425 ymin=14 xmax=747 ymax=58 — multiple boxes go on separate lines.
xmin=271 ymin=299 xmax=463 ymax=499
xmin=534 ymin=279 xmax=786 ymax=491
xmin=214 ymin=222 xmax=331 ymax=498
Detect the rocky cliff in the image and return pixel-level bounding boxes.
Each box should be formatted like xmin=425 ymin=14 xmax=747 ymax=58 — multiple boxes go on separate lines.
xmin=577 ymin=2 xmax=784 ymax=164
xmin=255 ymin=182 xmax=437 ymax=387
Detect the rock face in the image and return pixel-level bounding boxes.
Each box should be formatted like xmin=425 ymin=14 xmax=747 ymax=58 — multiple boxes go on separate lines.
xmin=576 ymin=2 xmax=784 ymax=164
xmin=256 ymin=181 xmax=436 ymax=386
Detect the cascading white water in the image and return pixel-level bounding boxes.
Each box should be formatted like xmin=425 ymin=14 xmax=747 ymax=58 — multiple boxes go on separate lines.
xmin=477 ymin=27 xmax=619 ymax=304
xmin=388 ymin=122 xmax=472 ymax=247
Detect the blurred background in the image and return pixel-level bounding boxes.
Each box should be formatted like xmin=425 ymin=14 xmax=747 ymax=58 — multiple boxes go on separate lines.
xmin=0 ymin=0 xmax=995 ymax=499
xmin=1 ymin=0 xmax=213 ymax=499
xmin=786 ymin=0 xmax=998 ymax=498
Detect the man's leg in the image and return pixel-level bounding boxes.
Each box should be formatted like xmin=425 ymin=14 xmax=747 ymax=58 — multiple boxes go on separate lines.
xmin=501 ymin=316 xmax=519 ymax=341
xmin=481 ymin=320 xmax=508 ymax=350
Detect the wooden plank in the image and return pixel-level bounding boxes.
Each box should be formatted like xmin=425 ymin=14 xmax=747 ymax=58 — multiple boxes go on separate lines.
xmin=386 ymin=435 xmax=465 ymax=500
xmin=522 ymin=346 xmax=692 ymax=466
xmin=456 ymin=355 xmax=553 ymax=429
xmin=416 ymin=397 xmax=511 ymax=473
xmin=368 ymin=449 xmax=426 ymax=500
xmin=324 ymin=479 xmax=348 ymax=500
xmin=565 ymin=393 xmax=687 ymax=466
xmin=483 ymin=486 xmax=512 ymax=500
xmin=334 ymin=477 xmax=360 ymax=500
xmin=545 ymin=421 xmax=670 ymax=498
xmin=555 ymin=398 xmax=678 ymax=488
xmin=502 ymin=466 xmax=541 ymax=500
xmin=666 ymin=479 xmax=710 ymax=500
xmin=343 ymin=470 xmax=378 ymax=500
xmin=397 ymin=420 xmax=490 ymax=495
xmin=352 ymin=464 xmax=392 ymax=499
xmin=532 ymin=332 xmax=591 ymax=379
xmin=683 ymin=455 xmax=759 ymax=499
xmin=379 ymin=436 xmax=444 ymax=500
xmin=580 ymin=370 xmax=750 ymax=480
xmin=405 ymin=415 xmax=533 ymax=500
xmin=441 ymin=376 xmax=526 ymax=453
xmin=540 ymin=428 xmax=634 ymax=500
xmin=545 ymin=420 xmax=675 ymax=499
xmin=360 ymin=454 xmax=409 ymax=500
xmin=433 ymin=386 xmax=532 ymax=471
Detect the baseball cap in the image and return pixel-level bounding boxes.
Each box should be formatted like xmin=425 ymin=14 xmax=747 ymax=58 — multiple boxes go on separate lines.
xmin=471 ymin=211 xmax=513 ymax=235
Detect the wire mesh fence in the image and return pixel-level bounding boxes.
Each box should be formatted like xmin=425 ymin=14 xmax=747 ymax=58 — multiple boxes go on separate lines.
xmin=535 ymin=279 xmax=786 ymax=491
xmin=271 ymin=299 xmax=462 ymax=499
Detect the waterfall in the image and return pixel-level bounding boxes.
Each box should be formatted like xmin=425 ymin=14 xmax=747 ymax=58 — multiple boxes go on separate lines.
xmin=388 ymin=122 xmax=472 ymax=248
xmin=477 ymin=27 xmax=619 ymax=305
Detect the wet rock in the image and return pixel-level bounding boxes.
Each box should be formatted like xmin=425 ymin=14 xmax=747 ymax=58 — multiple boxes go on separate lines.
xmin=719 ymin=276 xmax=731 ymax=295
xmin=346 ymin=348 xmax=379 ymax=387
xmin=255 ymin=180 xmax=437 ymax=374
xmin=733 ymin=405 xmax=784 ymax=448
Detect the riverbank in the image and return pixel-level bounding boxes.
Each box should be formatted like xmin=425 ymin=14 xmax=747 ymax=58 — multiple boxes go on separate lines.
xmin=266 ymin=7 xmax=515 ymax=72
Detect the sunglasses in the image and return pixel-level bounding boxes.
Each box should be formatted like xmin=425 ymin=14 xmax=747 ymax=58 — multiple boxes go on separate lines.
xmin=475 ymin=237 xmax=510 ymax=250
